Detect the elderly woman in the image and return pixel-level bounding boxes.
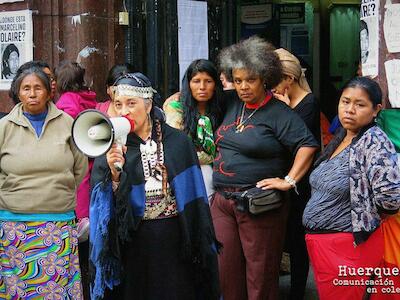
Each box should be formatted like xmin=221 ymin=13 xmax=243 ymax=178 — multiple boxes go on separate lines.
xmin=0 ymin=66 xmax=87 ymax=299
xmin=163 ymin=59 xmax=224 ymax=197
xmin=9 ymin=61 xmax=57 ymax=103
xmin=96 ymin=63 xmax=135 ymax=117
xmin=303 ymin=77 xmax=400 ymax=299
xmin=90 ymin=72 xmax=220 ymax=300
xmin=213 ymin=36 xmax=319 ymax=299
xmin=273 ymin=48 xmax=321 ymax=299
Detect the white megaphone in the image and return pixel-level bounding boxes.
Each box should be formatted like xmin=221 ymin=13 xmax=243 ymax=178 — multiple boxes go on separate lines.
xmin=72 ymin=109 xmax=135 ymax=171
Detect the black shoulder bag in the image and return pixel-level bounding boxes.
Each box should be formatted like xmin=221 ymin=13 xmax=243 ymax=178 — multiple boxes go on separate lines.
xmin=224 ymin=187 xmax=283 ymax=215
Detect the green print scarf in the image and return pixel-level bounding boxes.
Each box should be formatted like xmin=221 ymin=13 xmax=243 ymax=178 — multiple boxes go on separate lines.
xmin=195 ymin=115 xmax=216 ymax=157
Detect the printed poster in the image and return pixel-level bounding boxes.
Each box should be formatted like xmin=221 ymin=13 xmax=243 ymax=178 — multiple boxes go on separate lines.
xmin=0 ymin=0 xmax=23 ymax=3
xmin=240 ymin=4 xmax=273 ymax=38
xmin=0 ymin=10 xmax=33 ymax=90
xmin=360 ymin=0 xmax=379 ymax=77
xmin=383 ymin=2 xmax=400 ymax=53
xmin=384 ymin=59 xmax=400 ymax=108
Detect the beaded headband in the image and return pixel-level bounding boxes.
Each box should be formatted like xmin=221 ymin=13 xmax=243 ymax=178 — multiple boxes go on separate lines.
xmin=112 ymin=84 xmax=157 ymax=99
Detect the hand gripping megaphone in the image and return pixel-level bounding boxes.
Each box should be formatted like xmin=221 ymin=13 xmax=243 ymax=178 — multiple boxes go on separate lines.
xmin=71 ymin=109 xmax=135 ymax=171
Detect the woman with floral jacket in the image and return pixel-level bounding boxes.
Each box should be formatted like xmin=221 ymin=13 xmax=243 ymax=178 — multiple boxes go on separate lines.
xmin=303 ymin=77 xmax=400 ymax=300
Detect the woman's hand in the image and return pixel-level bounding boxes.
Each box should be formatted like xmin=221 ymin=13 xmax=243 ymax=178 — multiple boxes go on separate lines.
xmin=256 ymin=177 xmax=292 ymax=191
xmin=106 ymin=143 xmax=127 ymax=181
xmin=272 ymin=88 xmax=290 ymax=106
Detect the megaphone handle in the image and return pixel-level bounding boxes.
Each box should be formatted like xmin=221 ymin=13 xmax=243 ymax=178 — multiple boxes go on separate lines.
xmin=113 ymin=142 xmax=123 ymax=172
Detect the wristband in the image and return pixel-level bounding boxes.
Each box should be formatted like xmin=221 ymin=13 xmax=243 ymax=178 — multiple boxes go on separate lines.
xmin=284 ymin=175 xmax=298 ymax=195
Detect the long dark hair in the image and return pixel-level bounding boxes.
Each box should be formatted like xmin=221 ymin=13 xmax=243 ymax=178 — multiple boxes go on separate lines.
xmin=181 ymin=59 xmax=224 ymax=138
xmin=314 ymin=76 xmax=382 ymax=167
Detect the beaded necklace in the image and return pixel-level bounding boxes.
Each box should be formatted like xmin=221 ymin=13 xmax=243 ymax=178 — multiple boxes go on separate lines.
xmin=235 ymin=93 xmax=272 ymax=133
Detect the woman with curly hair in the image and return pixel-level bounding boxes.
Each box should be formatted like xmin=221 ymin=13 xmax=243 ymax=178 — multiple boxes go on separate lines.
xmin=163 ymin=59 xmax=224 ymax=197
xmin=213 ymin=36 xmax=319 ymax=299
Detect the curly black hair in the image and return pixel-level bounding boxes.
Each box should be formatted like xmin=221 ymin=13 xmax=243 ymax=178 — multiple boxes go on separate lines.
xmin=218 ymin=36 xmax=282 ymax=89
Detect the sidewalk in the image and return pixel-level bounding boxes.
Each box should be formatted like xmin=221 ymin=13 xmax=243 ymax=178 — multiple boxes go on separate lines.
xmin=279 ymin=268 xmax=319 ymax=300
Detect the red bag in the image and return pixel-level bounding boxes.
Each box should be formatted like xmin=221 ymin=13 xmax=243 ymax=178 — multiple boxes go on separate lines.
xmin=382 ymin=213 xmax=400 ymax=267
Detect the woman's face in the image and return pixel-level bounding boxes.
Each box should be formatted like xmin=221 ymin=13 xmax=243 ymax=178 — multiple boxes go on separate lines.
xmin=189 ymin=72 xmax=216 ymax=103
xmin=19 ymin=74 xmax=50 ymax=115
xmin=232 ymin=68 xmax=265 ymax=105
xmin=360 ymin=29 xmax=369 ymax=63
xmin=338 ymin=87 xmax=381 ymax=134
xmin=8 ymin=51 xmax=19 ymax=75
xmin=273 ymin=75 xmax=292 ymax=95
xmin=113 ymin=95 xmax=151 ymax=132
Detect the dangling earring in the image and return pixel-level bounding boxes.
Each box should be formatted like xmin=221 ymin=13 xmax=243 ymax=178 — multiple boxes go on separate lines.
xmin=147 ymin=113 xmax=153 ymax=133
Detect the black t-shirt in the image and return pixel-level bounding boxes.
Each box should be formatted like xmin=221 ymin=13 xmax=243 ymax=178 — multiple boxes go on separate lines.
xmin=293 ymin=93 xmax=321 ymax=143
xmin=213 ymin=94 xmax=319 ymax=187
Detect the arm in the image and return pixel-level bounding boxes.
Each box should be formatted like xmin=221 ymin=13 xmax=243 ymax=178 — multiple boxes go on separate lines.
xmin=70 ymin=138 xmax=88 ymax=186
xmin=256 ymin=146 xmax=317 ymax=191
xmin=163 ymin=94 xmax=184 ymax=130
xmin=256 ymin=104 xmax=319 ymax=191
xmin=366 ymin=130 xmax=400 ymax=214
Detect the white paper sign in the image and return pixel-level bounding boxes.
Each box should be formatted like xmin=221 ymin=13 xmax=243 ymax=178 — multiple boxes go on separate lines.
xmin=384 ymin=59 xmax=400 ymax=107
xmin=360 ymin=0 xmax=380 ymax=77
xmin=177 ymin=0 xmax=209 ymax=86
xmin=0 ymin=0 xmax=23 ymax=3
xmin=384 ymin=2 xmax=400 ymax=53
xmin=0 ymin=10 xmax=33 ymax=90
xmin=241 ymin=5 xmax=272 ymax=24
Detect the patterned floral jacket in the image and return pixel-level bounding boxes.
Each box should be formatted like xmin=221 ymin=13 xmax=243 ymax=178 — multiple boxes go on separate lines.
xmin=350 ymin=125 xmax=400 ymax=245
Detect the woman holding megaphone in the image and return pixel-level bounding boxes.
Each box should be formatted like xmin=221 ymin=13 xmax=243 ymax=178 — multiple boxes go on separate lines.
xmin=89 ymin=73 xmax=220 ymax=300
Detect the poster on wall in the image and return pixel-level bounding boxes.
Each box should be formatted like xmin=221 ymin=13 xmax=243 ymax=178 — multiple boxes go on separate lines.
xmin=360 ymin=0 xmax=379 ymax=77
xmin=0 ymin=10 xmax=33 ymax=90
xmin=0 ymin=0 xmax=23 ymax=3
xmin=279 ymin=4 xmax=305 ymax=24
xmin=383 ymin=2 xmax=400 ymax=53
xmin=241 ymin=4 xmax=273 ymax=39
xmin=384 ymin=59 xmax=400 ymax=107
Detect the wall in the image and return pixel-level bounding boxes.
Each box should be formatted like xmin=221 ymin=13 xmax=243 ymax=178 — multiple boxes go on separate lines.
xmin=0 ymin=0 xmax=125 ymax=112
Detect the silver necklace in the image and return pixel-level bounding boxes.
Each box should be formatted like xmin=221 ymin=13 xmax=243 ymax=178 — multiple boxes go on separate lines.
xmin=236 ymin=103 xmax=261 ymax=133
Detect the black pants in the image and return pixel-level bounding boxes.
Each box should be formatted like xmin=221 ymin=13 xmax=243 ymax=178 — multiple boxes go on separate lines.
xmin=104 ymin=217 xmax=196 ymax=300
xmin=78 ymin=240 xmax=90 ymax=300
xmin=285 ymin=187 xmax=310 ymax=300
